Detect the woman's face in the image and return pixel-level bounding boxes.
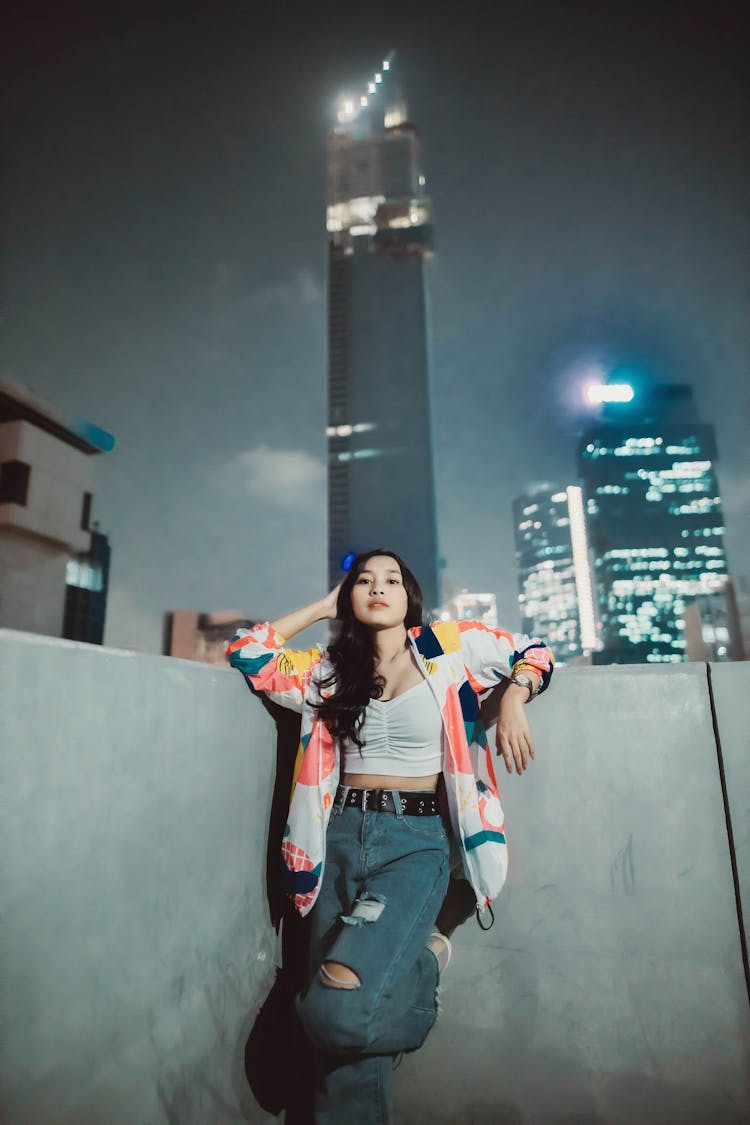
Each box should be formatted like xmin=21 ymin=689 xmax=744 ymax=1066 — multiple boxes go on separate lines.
xmin=350 ymin=555 xmax=409 ymax=630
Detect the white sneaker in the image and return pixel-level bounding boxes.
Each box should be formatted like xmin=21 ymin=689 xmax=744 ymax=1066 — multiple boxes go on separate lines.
xmin=427 ymin=930 xmax=452 ymax=974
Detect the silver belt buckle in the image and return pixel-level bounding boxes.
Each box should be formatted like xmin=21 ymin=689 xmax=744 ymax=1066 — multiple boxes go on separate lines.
xmin=362 ymin=787 xmax=369 ymax=810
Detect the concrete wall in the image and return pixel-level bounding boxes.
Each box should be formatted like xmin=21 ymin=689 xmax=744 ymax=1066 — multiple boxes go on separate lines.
xmin=710 ymin=663 xmax=749 ymax=957
xmin=1 ymin=630 xmax=279 ymax=1125
xmin=2 ymin=630 xmax=748 ymax=1124
xmin=395 ymin=663 xmax=750 ymax=1125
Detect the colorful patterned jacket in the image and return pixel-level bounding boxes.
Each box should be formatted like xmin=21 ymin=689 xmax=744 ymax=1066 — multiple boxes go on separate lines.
xmin=226 ymin=619 xmax=553 ymax=917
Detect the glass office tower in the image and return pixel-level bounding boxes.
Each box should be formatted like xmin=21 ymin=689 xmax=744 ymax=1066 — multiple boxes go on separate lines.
xmin=326 ymin=100 xmax=439 ymax=610
xmin=578 ymin=384 xmax=728 ymax=663
xmin=513 ymin=483 xmax=597 ymax=662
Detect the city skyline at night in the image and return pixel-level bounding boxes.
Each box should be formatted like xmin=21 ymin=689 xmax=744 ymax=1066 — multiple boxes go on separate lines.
xmin=3 ymin=4 xmax=747 ymax=651
xmin=512 ymin=377 xmax=741 ymax=666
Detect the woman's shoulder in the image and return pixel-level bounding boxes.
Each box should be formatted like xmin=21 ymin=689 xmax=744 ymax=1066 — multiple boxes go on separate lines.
xmin=409 ymin=618 xmax=512 ymax=652
xmin=408 ymin=619 xmax=462 ymax=655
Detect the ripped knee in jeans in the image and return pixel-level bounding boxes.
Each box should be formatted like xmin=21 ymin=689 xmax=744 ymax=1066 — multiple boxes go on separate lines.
xmin=340 ymin=891 xmax=386 ymax=927
xmin=318 ymin=892 xmax=387 ymax=989
xmin=319 ymin=961 xmax=361 ymax=989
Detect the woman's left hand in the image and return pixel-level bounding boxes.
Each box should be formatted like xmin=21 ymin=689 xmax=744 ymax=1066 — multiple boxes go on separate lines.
xmin=495 ymin=686 xmax=536 ymax=775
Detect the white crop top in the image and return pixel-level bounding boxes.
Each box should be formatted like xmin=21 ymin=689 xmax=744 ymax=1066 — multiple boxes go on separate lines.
xmin=341 ymin=678 xmax=444 ymax=777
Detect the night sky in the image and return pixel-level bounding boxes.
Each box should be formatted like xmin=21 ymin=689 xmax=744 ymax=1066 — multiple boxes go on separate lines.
xmin=4 ymin=1 xmax=748 ymax=651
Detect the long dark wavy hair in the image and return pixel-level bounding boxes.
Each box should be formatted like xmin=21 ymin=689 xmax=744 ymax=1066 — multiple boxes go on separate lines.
xmin=313 ymin=548 xmax=424 ymax=749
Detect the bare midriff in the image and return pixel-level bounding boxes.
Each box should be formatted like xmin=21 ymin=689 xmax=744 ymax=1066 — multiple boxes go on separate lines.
xmin=341 ymin=772 xmax=440 ymax=792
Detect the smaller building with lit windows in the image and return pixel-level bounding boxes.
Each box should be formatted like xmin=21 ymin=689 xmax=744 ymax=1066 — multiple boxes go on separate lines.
xmin=442 ymin=590 xmax=498 ymax=630
xmin=0 ymin=378 xmax=113 ymax=641
xmin=578 ymin=384 xmax=728 ymax=664
xmin=513 ymin=483 xmax=598 ymax=662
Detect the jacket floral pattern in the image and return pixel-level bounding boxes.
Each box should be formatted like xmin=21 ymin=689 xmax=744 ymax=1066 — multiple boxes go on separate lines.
xmin=227 ymin=619 xmax=553 ymax=916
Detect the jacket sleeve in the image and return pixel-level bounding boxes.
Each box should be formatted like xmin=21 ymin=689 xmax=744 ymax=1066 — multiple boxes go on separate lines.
xmin=225 ymin=622 xmax=324 ymax=713
xmin=456 ymin=620 xmax=554 ymax=696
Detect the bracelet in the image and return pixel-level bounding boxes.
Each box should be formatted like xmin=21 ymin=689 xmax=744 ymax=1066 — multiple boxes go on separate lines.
xmin=508 ymin=672 xmax=537 ymax=703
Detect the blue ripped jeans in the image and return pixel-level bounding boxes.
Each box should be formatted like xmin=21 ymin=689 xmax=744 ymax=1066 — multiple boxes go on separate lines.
xmin=297 ymin=788 xmax=450 ymax=1125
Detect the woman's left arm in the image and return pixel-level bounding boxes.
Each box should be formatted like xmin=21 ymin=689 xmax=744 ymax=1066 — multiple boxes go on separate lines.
xmin=456 ymin=621 xmax=554 ymax=777
xmin=495 ymin=680 xmax=539 ymax=777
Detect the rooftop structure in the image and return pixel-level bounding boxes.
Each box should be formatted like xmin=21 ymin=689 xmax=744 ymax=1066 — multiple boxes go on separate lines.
xmin=0 ymin=378 xmax=113 ymax=639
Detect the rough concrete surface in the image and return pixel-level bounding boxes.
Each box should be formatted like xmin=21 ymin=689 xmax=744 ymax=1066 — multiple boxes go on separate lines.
xmin=395 ymin=664 xmax=750 ymax=1125
xmin=2 ymin=631 xmax=748 ymax=1123
xmin=1 ymin=630 xmax=279 ymax=1124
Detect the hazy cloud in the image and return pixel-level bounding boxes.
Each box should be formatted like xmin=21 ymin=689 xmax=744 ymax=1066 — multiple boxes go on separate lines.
xmin=233 ymin=268 xmax=324 ymax=317
xmin=224 ymin=445 xmax=325 ymax=509
xmin=202 ymin=266 xmax=324 ymax=335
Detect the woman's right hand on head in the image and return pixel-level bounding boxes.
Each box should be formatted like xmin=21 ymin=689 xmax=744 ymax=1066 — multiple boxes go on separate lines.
xmin=321 ymin=583 xmax=343 ymax=620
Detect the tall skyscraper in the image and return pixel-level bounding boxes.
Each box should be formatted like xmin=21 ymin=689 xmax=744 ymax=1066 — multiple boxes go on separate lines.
xmin=578 ymin=382 xmax=728 ymax=664
xmin=326 ymin=64 xmax=439 ymax=610
xmin=513 ymin=483 xmax=598 ymax=661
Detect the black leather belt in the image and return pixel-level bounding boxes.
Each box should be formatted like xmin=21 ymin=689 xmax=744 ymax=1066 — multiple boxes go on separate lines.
xmin=336 ymin=786 xmax=439 ymax=816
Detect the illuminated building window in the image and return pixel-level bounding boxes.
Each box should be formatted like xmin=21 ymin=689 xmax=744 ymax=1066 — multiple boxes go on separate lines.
xmin=66 ymin=559 xmax=103 ymax=592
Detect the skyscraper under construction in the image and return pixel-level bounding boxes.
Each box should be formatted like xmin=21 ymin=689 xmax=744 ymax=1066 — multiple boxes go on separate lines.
xmin=326 ymin=61 xmax=439 ymax=610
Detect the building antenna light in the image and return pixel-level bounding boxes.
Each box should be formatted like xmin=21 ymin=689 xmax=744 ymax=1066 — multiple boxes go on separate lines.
xmin=336 ymin=52 xmax=396 ymax=124
xmin=336 ymin=97 xmax=358 ymax=124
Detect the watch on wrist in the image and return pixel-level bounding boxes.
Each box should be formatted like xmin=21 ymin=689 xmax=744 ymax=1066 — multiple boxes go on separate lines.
xmin=509 ymin=672 xmax=537 ymax=703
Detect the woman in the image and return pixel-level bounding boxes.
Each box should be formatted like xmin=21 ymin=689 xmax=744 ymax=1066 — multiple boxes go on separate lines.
xmin=227 ymin=549 xmax=553 ymax=1124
